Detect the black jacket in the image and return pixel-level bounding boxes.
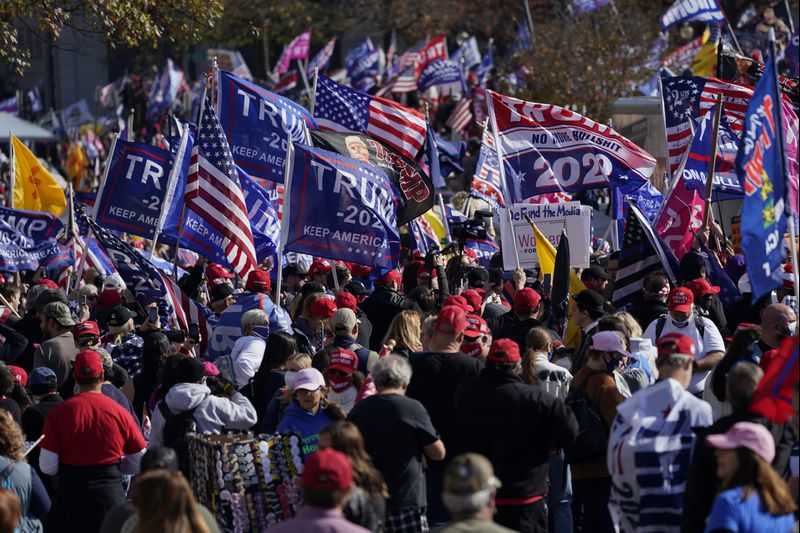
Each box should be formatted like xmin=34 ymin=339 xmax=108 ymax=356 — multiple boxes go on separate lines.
xmin=494 ymin=316 xmax=541 ymax=352
xmin=680 ymin=411 xmax=798 ymax=533
xmin=355 ymin=309 xmax=373 ymax=348
xmin=10 ymin=312 xmax=43 ymax=372
xmin=360 ymin=288 xmax=422 ymax=351
xmin=455 ymin=367 xmax=578 ymax=499
xmin=630 ymin=299 xmax=668 ymax=331
xmin=0 ymin=323 xmax=28 ymax=363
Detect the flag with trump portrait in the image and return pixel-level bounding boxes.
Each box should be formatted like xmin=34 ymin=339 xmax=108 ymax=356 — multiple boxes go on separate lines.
xmin=488 ymin=91 xmax=655 ymax=202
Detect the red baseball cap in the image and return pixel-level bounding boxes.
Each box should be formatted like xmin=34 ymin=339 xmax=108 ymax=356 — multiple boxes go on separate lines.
xmin=7 ymin=365 xmax=27 ymax=387
xmin=302 ymin=448 xmax=353 ymax=491
xmin=514 ymin=288 xmax=541 ymax=313
xmin=73 ymin=349 xmax=103 ymax=380
xmin=245 ymin=269 xmax=271 ymax=293
xmin=97 ymin=289 xmax=122 ymax=309
xmin=464 ymin=314 xmax=489 ymax=338
xmin=668 ymin=287 xmax=694 ymax=313
xmin=335 ymin=292 xmax=358 ymax=312
xmin=350 ymin=264 xmax=372 ymax=278
xmin=206 ymin=263 xmax=234 ymax=289
xmin=488 ymin=339 xmax=521 ymax=363
xmin=435 ymin=306 xmax=469 ymax=335
xmin=685 ymin=278 xmax=720 ymax=299
xmin=376 ymin=269 xmax=402 ymax=285
xmin=308 ymin=260 xmax=333 ymax=278
xmin=656 ymin=333 xmax=697 ymax=359
xmin=328 ymin=349 xmax=358 ymax=374
xmin=461 ymin=290 xmax=483 ymax=315
xmin=72 ymin=321 xmax=100 ymax=338
xmin=309 ymin=298 xmax=337 ymax=319
xmin=36 ymin=279 xmax=59 ymax=289
xmin=443 ymin=295 xmax=473 ymax=313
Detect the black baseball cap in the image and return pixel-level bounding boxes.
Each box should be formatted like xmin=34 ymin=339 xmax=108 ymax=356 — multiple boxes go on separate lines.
xmin=210 ymin=283 xmax=235 ymax=303
xmin=175 ymin=357 xmax=205 ymax=384
xmin=283 ymin=263 xmax=308 ymax=278
xmin=108 ymin=305 xmax=135 ymax=327
xmin=581 ymin=265 xmax=611 ymax=281
xmin=572 ymin=289 xmax=606 ymax=314
xmin=344 ymin=281 xmax=368 ymax=297
xmin=467 ymin=267 xmax=490 ymax=288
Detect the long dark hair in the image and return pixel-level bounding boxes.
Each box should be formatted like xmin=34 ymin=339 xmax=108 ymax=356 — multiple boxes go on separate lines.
xmin=720 ymin=447 xmax=796 ymax=516
xmin=256 ymin=332 xmax=298 ymax=377
xmin=711 ymin=325 xmax=761 ymax=402
xmin=320 ymin=421 xmax=388 ymax=499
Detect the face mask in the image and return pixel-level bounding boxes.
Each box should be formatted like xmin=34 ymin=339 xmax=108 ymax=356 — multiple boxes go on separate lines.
xmin=460 ymin=341 xmax=483 ymax=358
xmin=328 ymin=373 xmax=353 ymax=393
xmin=284 ymin=371 xmax=298 ymax=389
xmin=787 ymin=322 xmax=797 ymax=337
xmin=603 ymin=353 xmax=620 ymax=372
xmin=671 ymin=312 xmax=692 ymax=328
xmin=251 ymin=326 xmax=270 ymax=340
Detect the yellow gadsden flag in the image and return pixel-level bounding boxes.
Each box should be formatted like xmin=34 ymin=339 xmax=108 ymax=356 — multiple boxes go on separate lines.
xmin=691 ymin=27 xmax=718 ymax=77
xmin=531 ymin=222 xmax=586 ymax=350
xmin=11 ymin=135 xmax=66 ymax=216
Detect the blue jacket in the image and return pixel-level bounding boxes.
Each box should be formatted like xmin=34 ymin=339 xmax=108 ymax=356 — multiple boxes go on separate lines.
xmin=277 ymin=402 xmax=333 ymax=455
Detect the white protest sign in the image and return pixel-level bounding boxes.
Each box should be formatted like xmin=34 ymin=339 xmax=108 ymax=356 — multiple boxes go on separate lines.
xmin=499 ymin=201 xmax=591 ymax=271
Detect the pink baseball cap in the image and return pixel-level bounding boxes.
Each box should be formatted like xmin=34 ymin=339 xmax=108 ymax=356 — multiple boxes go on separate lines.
xmin=590 ymin=331 xmax=631 ymax=358
xmin=705 ymin=421 xmax=775 ymax=463
xmin=293 ymin=368 xmax=326 ymax=392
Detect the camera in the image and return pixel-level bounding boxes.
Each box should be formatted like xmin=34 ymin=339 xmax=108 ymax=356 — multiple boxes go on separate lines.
xmin=450 ymin=210 xmax=492 ymax=245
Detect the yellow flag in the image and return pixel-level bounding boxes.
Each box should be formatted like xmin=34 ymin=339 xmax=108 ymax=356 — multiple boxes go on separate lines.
xmin=691 ymin=27 xmax=718 ymax=77
xmin=11 ymin=135 xmax=66 ymax=216
xmin=66 ymin=142 xmax=87 ymax=183
xmin=531 ymin=223 xmax=586 ymax=349
xmin=421 ymin=210 xmax=448 ymax=246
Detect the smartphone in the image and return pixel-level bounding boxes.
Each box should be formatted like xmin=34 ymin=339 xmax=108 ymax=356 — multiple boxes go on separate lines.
xmin=147 ymin=307 xmax=158 ymax=323
xmin=542 ymin=273 xmax=552 ymax=295
xmin=188 ymin=323 xmax=201 ymax=343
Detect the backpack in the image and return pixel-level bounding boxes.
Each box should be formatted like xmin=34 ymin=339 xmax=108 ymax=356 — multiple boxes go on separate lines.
xmin=159 ymin=401 xmax=199 ymax=477
xmin=655 ymin=314 xmax=705 ymax=340
xmin=564 ymin=386 xmax=609 ymax=464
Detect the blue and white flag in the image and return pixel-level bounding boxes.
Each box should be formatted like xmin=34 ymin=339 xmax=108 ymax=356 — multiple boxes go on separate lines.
xmin=0 ymin=207 xmax=73 ymax=272
xmin=625 ymin=181 xmax=663 ymax=223
xmin=307 ymin=37 xmax=337 ymax=76
xmin=345 ymin=39 xmax=381 ymax=92
xmin=207 ymin=292 xmax=292 ymax=361
xmin=0 ymin=96 xmax=18 ymax=116
xmin=451 ymin=37 xmax=482 ymax=71
xmin=435 ymin=133 xmax=466 ymax=178
xmin=474 ymin=44 xmax=494 ymax=86
xmin=464 ymin=238 xmax=499 ymax=268
xmin=61 ymin=99 xmax=93 ymax=128
xmin=217 ymin=70 xmax=316 ymax=183
xmin=94 ymin=138 xmax=190 ymax=239
xmin=660 ymin=0 xmax=726 ymax=31
xmin=146 ymin=59 xmax=183 ymax=122
xmin=418 ymin=58 xmax=465 ymax=96
xmin=573 ymin=0 xmax=611 ymax=13
xmin=737 ymin=51 xmax=788 ymax=301
xmin=682 ymin=104 xmax=742 ymax=198
xmin=284 ymin=143 xmax=401 ymax=270
xmin=27 ymin=88 xmax=42 ymax=114
xmin=426 ymin=125 xmax=445 ymax=188
xmin=408 ymin=216 xmax=441 ymax=255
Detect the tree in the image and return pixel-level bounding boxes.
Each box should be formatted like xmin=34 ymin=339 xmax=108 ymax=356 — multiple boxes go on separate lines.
xmin=1 ymin=0 xmax=224 ymax=75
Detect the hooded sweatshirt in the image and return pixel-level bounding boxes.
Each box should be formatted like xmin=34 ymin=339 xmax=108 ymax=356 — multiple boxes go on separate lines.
xmin=277 ymin=402 xmax=333 ymax=455
xmin=0 ymin=456 xmax=44 ymax=533
xmin=148 ymin=383 xmax=257 ymax=447
xmin=607 ymin=378 xmax=712 ymax=533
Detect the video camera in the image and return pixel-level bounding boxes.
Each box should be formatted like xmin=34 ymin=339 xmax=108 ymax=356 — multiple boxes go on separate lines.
xmin=450 ymin=210 xmax=492 ymax=250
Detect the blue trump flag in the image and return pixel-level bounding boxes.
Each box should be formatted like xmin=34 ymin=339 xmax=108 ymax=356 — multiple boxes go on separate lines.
xmin=284 ymin=143 xmax=401 ymax=270
xmin=216 ymin=70 xmax=316 ymax=183
xmin=94 ymin=137 xmax=190 ymax=239
xmin=431 ymin=128 xmax=465 ymax=178
xmin=0 ymin=206 xmax=74 ymax=272
xmin=426 ymin=125 xmax=445 ymax=188
xmin=418 ymin=59 xmax=465 ymax=96
xmin=660 ymin=0 xmax=725 ymax=31
xmin=737 ymin=51 xmax=789 ymax=301
xmin=682 ymin=105 xmax=742 ymax=199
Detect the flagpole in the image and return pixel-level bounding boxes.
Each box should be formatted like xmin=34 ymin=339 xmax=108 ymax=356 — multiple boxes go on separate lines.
xmin=721 ymin=9 xmax=744 ymax=56
xmin=702 ymin=93 xmax=724 ymax=230
xmin=297 ymin=59 xmax=313 ymax=100
xmin=274 ymin=137 xmax=295 ymax=304
xmin=126 ymin=109 xmax=134 ymax=141
xmin=148 ymin=125 xmax=189 ymax=260
xmin=310 ymin=68 xmax=319 ymax=115
xmin=768 ymin=28 xmax=800 ymax=308
xmin=8 ymin=137 xmax=14 ymax=207
xmin=486 ymin=90 xmax=521 ymax=268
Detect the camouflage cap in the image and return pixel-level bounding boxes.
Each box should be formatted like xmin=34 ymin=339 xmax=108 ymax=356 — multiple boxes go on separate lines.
xmin=40 ymin=301 xmax=76 ymax=327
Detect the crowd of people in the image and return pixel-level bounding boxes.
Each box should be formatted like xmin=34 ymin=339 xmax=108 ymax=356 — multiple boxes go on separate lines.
xmin=0 ymin=237 xmax=797 ymax=533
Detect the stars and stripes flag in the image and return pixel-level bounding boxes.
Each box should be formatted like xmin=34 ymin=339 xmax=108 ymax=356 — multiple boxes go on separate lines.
xmin=307 ymin=37 xmax=337 ymax=76
xmin=661 ymin=75 xmax=753 ymax=175
xmin=314 ymin=74 xmax=427 ymax=160
xmin=612 ymin=200 xmax=680 ymax=310
xmin=470 ymin=128 xmax=505 ymax=207
xmin=446 ymin=98 xmax=473 ymax=135
xmin=185 ymin=94 xmax=257 ymax=278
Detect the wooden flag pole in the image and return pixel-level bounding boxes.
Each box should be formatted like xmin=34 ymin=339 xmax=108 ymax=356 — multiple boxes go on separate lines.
xmin=702 ymin=93 xmax=724 ymax=231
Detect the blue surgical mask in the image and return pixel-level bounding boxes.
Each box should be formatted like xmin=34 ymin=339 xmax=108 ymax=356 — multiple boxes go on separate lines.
xmin=251 ymin=325 xmax=270 ymax=340
xmin=603 ymin=353 xmax=620 ymax=372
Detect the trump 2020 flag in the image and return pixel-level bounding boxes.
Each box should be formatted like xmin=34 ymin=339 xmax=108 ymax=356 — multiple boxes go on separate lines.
xmin=682 ymin=104 xmax=742 ymax=198
xmin=660 ymin=0 xmax=725 ymax=31
xmin=737 ymin=52 xmax=788 ymax=302
xmin=314 ymin=74 xmax=427 ymax=160
xmin=283 ymin=143 xmax=401 ymax=270
xmin=488 ymin=91 xmax=655 ymax=202
xmin=0 ymin=206 xmax=73 ymax=272
xmin=216 ymin=70 xmax=316 ymax=183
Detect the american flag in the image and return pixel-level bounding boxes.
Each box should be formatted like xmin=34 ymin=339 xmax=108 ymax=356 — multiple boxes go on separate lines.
xmin=185 ymin=95 xmax=257 ymax=278
xmin=470 ymin=128 xmax=505 ymax=207
xmin=661 ymin=75 xmax=753 ymax=175
xmin=307 ymin=37 xmax=337 ymax=76
xmin=273 ymin=71 xmax=298 ymax=94
xmin=446 ymin=98 xmax=473 ymax=135
xmin=612 ymin=201 xmax=680 ymax=310
xmin=314 ymin=75 xmax=427 ymax=160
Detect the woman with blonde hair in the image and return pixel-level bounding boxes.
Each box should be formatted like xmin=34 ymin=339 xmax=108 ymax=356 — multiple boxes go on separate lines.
xmin=319 ymin=421 xmax=388 ymax=531
xmin=381 ymin=310 xmax=422 ymax=358
xmin=261 ymin=353 xmax=312 ymax=433
xmin=0 ymin=412 xmax=49 ymax=532
xmin=131 ymin=469 xmax=211 ymax=533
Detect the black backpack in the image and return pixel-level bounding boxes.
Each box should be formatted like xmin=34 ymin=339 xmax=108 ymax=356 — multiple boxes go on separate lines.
xmin=159 ymin=402 xmax=199 ymax=476
xmin=655 ymin=314 xmax=705 ymax=340
xmin=564 ymin=386 xmax=609 ymax=465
